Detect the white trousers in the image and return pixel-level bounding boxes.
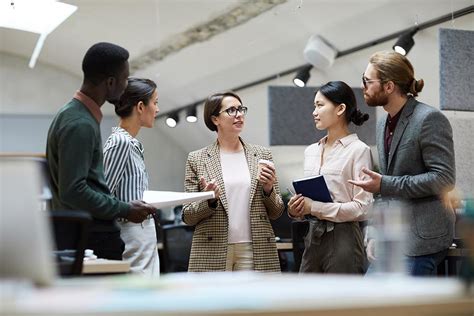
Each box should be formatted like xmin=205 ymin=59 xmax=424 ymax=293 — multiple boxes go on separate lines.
xmin=225 ymin=242 xmax=254 ymax=271
xmin=119 ymin=218 xmax=160 ymax=277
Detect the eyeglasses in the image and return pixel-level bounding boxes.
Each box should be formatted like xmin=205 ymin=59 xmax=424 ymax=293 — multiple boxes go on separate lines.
xmin=362 ymin=74 xmax=384 ymax=88
xmin=218 ymin=105 xmax=248 ymax=117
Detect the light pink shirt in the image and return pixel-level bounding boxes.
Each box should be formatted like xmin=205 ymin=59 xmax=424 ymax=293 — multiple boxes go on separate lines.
xmin=220 ymin=150 xmax=252 ymax=243
xmin=303 ymin=133 xmax=373 ymax=222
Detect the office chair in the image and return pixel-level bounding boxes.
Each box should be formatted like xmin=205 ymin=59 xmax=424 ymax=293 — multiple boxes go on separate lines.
xmin=49 ymin=210 xmax=91 ymax=276
xmin=172 ymin=205 xmax=183 ymax=224
xmin=291 ymin=221 xmax=309 ymax=272
xmin=161 ymin=223 xmax=194 ymax=273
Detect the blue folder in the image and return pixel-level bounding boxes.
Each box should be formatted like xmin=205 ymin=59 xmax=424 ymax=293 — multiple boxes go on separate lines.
xmin=292 ymin=175 xmax=333 ymax=203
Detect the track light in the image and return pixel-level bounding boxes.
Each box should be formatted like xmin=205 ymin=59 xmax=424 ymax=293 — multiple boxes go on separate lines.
xmin=293 ymin=65 xmax=312 ymax=87
xmin=165 ymin=112 xmax=179 ymax=128
xmin=393 ymin=28 xmax=418 ymax=56
xmin=185 ymin=106 xmax=198 ymax=123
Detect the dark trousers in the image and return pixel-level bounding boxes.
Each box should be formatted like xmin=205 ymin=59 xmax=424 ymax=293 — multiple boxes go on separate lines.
xmin=406 ymin=248 xmax=449 ymax=276
xmin=300 ymin=222 xmax=367 ymax=274
xmin=86 ymin=231 xmax=125 ymax=260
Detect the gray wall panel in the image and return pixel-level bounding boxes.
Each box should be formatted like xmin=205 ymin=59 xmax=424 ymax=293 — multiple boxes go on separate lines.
xmin=439 ymin=28 xmax=474 ymax=111
xmin=268 ymin=86 xmax=376 ymax=146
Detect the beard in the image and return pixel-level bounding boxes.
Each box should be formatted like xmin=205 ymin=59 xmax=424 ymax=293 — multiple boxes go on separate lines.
xmin=364 ymin=90 xmax=389 ymax=107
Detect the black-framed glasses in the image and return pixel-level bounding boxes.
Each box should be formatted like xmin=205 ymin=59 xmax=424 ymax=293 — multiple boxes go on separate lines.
xmin=362 ymin=73 xmax=384 ymax=88
xmin=218 ymin=105 xmax=248 ymax=117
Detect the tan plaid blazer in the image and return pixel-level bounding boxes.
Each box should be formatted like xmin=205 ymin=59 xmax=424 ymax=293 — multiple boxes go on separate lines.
xmin=182 ymin=139 xmax=284 ymax=272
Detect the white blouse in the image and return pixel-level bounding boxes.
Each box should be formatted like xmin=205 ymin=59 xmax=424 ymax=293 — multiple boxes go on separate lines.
xmin=220 ymin=150 xmax=252 ymax=243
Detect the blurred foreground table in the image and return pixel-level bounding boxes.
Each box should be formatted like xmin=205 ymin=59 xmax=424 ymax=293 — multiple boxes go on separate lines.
xmin=2 ymin=273 xmax=473 ymax=316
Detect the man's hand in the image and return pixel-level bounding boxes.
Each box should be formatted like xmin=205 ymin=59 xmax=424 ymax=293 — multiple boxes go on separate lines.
xmin=348 ymin=167 xmax=382 ymax=194
xmin=441 ymin=187 xmax=461 ymax=211
xmin=126 ymin=200 xmax=157 ymax=223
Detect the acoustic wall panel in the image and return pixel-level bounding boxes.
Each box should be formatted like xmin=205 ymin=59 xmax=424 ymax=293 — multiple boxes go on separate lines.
xmin=439 ymin=28 xmax=474 ymax=111
xmin=268 ymin=86 xmax=376 ymax=146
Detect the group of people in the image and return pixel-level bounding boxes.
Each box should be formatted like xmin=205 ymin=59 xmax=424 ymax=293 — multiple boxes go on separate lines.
xmin=46 ymin=42 xmax=455 ymax=278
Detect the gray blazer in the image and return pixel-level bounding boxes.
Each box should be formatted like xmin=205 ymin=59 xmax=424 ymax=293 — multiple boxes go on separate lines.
xmin=377 ymin=97 xmax=455 ymax=256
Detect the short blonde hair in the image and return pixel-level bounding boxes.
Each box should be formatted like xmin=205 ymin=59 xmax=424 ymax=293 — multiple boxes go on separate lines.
xmin=369 ymin=51 xmax=424 ymax=97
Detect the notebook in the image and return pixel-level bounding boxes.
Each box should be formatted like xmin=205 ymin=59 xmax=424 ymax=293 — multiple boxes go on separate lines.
xmin=292 ymin=174 xmax=333 ymax=203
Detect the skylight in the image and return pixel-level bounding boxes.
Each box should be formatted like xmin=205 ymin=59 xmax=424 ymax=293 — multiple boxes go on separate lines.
xmin=0 ymin=0 xmax=77 ymax=68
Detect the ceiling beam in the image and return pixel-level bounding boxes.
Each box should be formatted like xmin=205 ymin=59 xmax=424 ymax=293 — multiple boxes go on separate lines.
xmin=130 ymin=0 xmax=288 ymax=73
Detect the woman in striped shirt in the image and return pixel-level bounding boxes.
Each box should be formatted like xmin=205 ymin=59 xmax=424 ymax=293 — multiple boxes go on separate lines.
xmin=103 ymin=78 xmax=160 ymax=276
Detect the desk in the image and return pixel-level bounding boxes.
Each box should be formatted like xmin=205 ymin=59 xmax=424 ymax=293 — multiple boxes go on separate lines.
xmin=82 ymin=259 xmax=130 ymax=274
xmin=2 ymin=274 xmax=473 ymax=315
xmin=276 ymin=242 xmax=293 ymax=251
xmin=276 ymin=242 xmax=468 ymax=257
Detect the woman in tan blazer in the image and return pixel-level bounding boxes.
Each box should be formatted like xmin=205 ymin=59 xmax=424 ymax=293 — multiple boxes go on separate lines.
xmin=182 ymin=91 xmax=284 ymax=272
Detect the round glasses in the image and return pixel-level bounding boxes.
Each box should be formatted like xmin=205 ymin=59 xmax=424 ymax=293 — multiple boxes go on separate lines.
xmin=218 ymin=105 xmax=248 ymax=117
xmin=362 ymin=74 xmax=385 ymax=88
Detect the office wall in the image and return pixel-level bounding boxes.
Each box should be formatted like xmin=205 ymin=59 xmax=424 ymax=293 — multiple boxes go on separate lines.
xmin=0 ymin=53 xmax=187 ymax=193
xmin=0 ymin=53 xmax=80 ymax=115
xmin=190 ymin=19 xmax=473 ymax=196
xmin=1 ymin=17 xmax=472 ymax=197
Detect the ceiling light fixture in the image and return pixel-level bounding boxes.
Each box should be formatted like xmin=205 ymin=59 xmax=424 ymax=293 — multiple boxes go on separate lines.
xmin=165 ymin=112 xmax=179 ymax=128
xmin=0 ymin=0 xmax=77 ymax=68
xmin=293 ymin=65 xmax=312 ymax=87
xmin=393 ymin=28 xmax=418 ymax=56
xmin=185 ymin=106 xmax=198 ymax=123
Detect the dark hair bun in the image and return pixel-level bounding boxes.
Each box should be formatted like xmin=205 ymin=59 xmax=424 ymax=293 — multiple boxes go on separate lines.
xmin=410 ymin=78 xmax=424 ymax=97
xmin=351 ymin=110 xmax=369 ymax=126
xmin=114 ymin=100 xmax=130 ymax=117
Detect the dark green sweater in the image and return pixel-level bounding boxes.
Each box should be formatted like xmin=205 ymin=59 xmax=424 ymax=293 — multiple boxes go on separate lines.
xmin=46 ymin=98 xmax=130 ymax=232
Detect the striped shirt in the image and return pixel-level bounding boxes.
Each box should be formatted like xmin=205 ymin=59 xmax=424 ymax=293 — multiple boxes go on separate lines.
xmin=103 ymin=127 xmax=148 ymax=207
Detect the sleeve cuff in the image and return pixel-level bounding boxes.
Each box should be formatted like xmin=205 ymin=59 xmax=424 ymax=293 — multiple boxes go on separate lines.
xmin=380 ymin=175 xmax=390 ymax=196
xmin=310 ymin=200 xmax=324 ymax=217
xmin=117 ymin=202 xmax=131 ymax=218
xmin=262 ymin=187 xmax=274 ymax=197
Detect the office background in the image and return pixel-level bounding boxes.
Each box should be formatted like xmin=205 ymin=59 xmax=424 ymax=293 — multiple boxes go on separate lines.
xmin=1 ymin=0 xmax=472 ymax=199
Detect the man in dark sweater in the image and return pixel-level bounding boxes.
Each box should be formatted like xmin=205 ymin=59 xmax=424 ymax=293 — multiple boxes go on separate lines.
xmin=46 ymin=42 xmax=156 ymax=260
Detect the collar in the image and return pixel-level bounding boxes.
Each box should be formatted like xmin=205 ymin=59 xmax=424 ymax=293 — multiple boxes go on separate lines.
xmin=73 ymin=90 xmax=103 ymax=123
xmin=208 ymin=136 xmax=248 ymax=156
xmin=112 ymin=126 xmax=143 ymax=152
xmin=318 ymin=133 xmax=359 ymax=148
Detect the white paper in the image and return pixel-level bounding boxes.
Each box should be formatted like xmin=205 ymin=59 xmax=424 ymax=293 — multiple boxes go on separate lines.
xmin=143 ymin=190 xmax=215 ymax=208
